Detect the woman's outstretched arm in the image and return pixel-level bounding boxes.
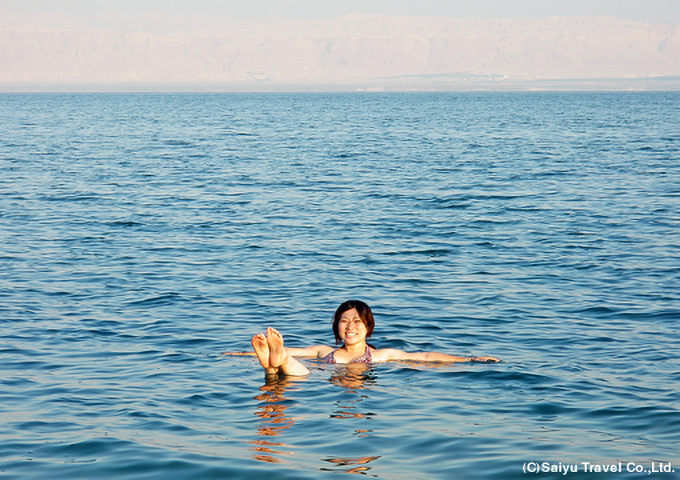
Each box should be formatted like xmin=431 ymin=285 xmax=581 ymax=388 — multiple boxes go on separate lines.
xmin=222 ymin=345 xmax=332 ymax=358
xmin=284 ymin=345 xmax=334 ymax=358
xmin=373 ymin=349 xmax=500 ymax=363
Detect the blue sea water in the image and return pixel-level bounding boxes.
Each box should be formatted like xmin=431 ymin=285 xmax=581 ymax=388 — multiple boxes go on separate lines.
xmin=0 ymin=92 xmax=679 ymax=479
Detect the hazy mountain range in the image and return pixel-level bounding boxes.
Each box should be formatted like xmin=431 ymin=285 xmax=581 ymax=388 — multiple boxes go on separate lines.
xmin=1 ymin=13 xmax=679 ymax=90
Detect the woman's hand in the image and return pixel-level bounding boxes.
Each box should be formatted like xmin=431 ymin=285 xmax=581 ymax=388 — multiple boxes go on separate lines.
xmin=469 ymin=356 xmax=501 ymax=363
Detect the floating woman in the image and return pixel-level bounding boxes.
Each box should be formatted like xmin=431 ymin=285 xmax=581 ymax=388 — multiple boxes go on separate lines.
xmin=235 ymin=300 xmax=500 ymax=376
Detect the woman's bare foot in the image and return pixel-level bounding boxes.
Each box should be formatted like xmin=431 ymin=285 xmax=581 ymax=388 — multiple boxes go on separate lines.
xmin=263 ymin=327 xmax=310 ymax=376
xmin=251 ymin=333 xmax=270 ymax=369
xmin=266 ymin=328 xmax=286 ymax=368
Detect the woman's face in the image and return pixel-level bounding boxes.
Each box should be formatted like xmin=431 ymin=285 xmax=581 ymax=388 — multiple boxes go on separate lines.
xmin=338 ymin=308 xmax=368 ymax=346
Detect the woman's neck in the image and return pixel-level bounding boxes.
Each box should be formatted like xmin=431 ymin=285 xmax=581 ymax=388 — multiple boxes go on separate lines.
xmin=343 ymin=341 xmax=367 ymax=354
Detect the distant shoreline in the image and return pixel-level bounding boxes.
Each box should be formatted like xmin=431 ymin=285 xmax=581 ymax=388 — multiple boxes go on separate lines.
xmin=2 ymin=77 xmax=680 ymax=93
xmin=3 ymin=15 xmax=678 ymax=90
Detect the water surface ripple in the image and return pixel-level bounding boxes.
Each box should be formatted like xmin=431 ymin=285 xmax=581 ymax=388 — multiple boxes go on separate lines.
xmin=1 ymin=92 xmax=679 ymax=479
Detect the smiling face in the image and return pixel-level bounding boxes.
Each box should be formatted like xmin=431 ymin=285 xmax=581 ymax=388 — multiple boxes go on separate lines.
xmin=332 ymin=300 xmax=375 ymax=345
xmin=338 ymin=308 xmax=368 ymax=346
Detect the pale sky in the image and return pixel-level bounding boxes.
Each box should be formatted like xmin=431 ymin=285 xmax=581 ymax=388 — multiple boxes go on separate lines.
xmin=3 ymin=0 xmax=680 ymax=25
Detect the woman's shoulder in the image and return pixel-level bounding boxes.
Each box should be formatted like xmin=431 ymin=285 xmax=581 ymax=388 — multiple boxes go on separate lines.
xmin=314 ymin=344 xmax=336 ymax=356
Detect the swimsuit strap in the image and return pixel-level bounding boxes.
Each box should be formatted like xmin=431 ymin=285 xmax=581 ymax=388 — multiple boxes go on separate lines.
xmin=323 ymin=347 xmax=340 ymax=364
xmin=352 ymin=345 xmax=372 ymax=364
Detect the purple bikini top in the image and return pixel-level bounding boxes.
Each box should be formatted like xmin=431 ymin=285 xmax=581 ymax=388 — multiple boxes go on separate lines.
xmin=323 ymin=345 xmax=373 ymax=364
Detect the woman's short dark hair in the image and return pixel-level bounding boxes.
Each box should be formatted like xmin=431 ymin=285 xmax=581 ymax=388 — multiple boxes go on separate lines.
xmin=332 ymin=300 xmax=375 ymax=345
